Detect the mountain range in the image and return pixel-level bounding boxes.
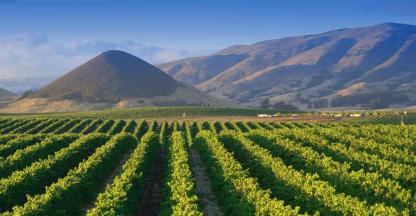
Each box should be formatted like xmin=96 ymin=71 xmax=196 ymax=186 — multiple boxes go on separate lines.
xmin=160 ymin=23 xmax=416 ymax=109
xmin=1 ymin=22 xmax=415 ymax=112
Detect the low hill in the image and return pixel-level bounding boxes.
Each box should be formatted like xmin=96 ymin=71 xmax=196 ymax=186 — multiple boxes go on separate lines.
xmin=1 ymin=50 xmax=227 ymax=113
xmin=0 ymin=87 xmax=15 ymax=109
xmin=0 ymin=87 xmax=13 ymax=98
xmin=160 ymin=23 xmax=416 ymax=109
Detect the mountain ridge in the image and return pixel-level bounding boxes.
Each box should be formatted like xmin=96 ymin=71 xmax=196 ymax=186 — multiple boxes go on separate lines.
xmin=160 ymin=22 xmax=416 ymax=109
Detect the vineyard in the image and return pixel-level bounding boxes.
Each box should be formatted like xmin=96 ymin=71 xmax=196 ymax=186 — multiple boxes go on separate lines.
xmin=0 ymin=107 xmax=299 ymax=119
xmin=0 ymin=118 xmax=415 ymax=215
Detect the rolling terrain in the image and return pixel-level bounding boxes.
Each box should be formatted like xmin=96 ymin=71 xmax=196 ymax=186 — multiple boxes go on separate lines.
xmin=160 ymin=23 xmax=416 ymax=109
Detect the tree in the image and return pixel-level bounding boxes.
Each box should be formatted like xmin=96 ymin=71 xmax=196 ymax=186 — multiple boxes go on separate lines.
xmin=20 ymin=90 xmax=34 ymax=99
xmin=260 ymin=98 xmax=270 ymax=109
xmin=272 ymin=102 xmax=298 ymax=111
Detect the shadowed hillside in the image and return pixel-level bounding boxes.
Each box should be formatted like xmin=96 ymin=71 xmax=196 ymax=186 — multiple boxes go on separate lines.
xmin=32 ymin=50 xmax=180 ymax=103
xmin=0 ymin=87 xmax=13 ymax=98
xmin=160 ymin=23 xmax=416 ymax=109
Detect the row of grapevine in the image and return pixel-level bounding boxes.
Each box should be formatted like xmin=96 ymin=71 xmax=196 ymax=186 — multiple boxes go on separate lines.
xmin=0 ymin=134 xmax=79 ymax=179
xmin=247 ymin=130 xmax=414 ymax=212
xmin=108 ymin=120 xmax=127 ymax=135
xmin=0 ymin=134 xmax=17 ymax=145
xmin=257 ymin=121 xmax=273 ymax=130
xmin=348 ymin=125 xmax=416 ymax=150
xmin=0 ymin=135 xmax=44 ymax=157
xmin=283 ymin=128 xmax=416 ymax=188
xmin=219 ymin=130 xmax=401 ymax=215
xmin=87 ymin=131 xmax=158 ymax=215
xmin=6 ymin=133 xmax=136 ymax=215
xmin=40 ymin=119 xmax=69 ymax=133
xmin=183 ymin=121 xmax=194 ymax=146
xmin=123 ymin=120 xmax=137 ymax=133
xmin=314 ymin=127 xmax=416 ymax=166
xmin=25 ymin=119 xmax=57 ymax=134
xmin=0 ymin=119 xmax=19 ymax=129
xmin=0 ymin=134 xmax=109 ymax=211
xmin=246 ymin=121 xmax=261 ymax=130
xmin=224 ymin=121 xmax=241 ymax=132
xmin=201 ymin=121 xmax=216 ymax=134
xmin=68 ymin=119 xmax=92 ymax=133
xmin=0 ymin=118 xmax=159 ymax=136
xmin=0 ymin=118 xmax=10 ymax=126
xmin=134 ymin=120 xmax=149 ymax=138
xmin=53 ymin=119 xmax=81 ymax=134
xmin=235 ymin=121 xmax=251 ymax=132
xmin=97 ymin=119 xmax=115 ymax=133
xmin=0 ymin=119 xmax=29 ymax=130
xmin=160 ymin=131 xmax=202 ymax=215
xmin=213 ymin=121 xmax=226 ymax=133
xmin=9 ymin=119 xmax=44 ymax=134
xmin=82 ymin=119 xmax=104 ymax=134
xmin=0 ymin=120 xmax=30 ymax=134
xmin=194 ymin=131 xmax=301 ymax=215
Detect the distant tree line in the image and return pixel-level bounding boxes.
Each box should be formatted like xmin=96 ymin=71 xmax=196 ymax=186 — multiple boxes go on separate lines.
xmin=259 ymin=98 xmax=298 ymax=111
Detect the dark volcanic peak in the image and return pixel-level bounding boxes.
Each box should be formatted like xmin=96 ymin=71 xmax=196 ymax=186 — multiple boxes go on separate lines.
xmin=32 ymin=50 xmax=180 ymax=103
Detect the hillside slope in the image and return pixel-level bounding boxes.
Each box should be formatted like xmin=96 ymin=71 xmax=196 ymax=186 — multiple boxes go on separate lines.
xmin=0 ymin=87 xmax=13 ymax=98
xmin=0 ymin=87 xmax=15 ymax=109
xmin=160 ymin=23 xmax=416 ymax=109
xmin=32 ymin=50 xmax=184 ymax=102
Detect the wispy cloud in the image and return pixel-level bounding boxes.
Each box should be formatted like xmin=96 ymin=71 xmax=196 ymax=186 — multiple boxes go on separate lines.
xmin=0 ymin=33 xmax=211 ymax=83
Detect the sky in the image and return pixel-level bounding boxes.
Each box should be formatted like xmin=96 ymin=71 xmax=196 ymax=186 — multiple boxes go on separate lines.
xmin=0 ymin=0 xmax=416 ymax=91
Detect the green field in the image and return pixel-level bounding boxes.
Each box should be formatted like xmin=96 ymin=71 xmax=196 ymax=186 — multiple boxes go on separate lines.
xmin=0 ymin=117 xmax=415 ymax=215
xmin=346 ymin=114 xmax=416 ymax=125
xmin=3 ymin=107 xmax=416 ymax=126
xmin=0 ymin=107 xmax=301 ymax=119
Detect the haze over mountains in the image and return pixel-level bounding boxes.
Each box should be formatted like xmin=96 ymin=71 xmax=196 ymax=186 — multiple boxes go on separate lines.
xmin=0 ymin=51 xmax=226 ymax=113
xmin=160 ymin=23 xmax=416 ymax=109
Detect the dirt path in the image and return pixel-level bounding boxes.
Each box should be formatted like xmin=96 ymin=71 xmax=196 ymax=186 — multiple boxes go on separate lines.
xmin=189 ymin=148 xmax=223 ymax=216
xmin=82 ymin=148 xmax=135 ymax=214
xmin=137 ymin=147 xmax=165 ymax=216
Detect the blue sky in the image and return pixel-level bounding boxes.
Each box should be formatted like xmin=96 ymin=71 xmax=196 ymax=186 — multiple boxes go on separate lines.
xmin=1 ymin=0 xmax=415 ymax=49
xmin=0 ymin=0 xmax=416 ymax=90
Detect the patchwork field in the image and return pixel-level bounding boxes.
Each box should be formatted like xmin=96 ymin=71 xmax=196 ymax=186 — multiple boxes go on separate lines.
xmin=0 ymin=118 xmax=415 ymax=215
